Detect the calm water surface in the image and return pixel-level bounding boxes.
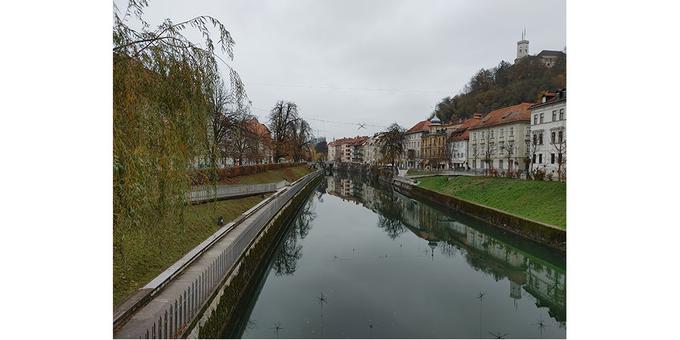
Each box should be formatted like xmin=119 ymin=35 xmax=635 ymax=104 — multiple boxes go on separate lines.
xmin=232 ymin=174 xmax=565 ymax=338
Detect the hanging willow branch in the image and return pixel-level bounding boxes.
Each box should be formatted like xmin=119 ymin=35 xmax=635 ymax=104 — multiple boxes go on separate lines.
xmin=113 ymin=0 xmax=249 ymax=303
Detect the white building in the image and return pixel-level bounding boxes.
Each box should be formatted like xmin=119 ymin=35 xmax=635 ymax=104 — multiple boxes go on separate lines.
xmin=529 ymin=89 xmax=566 ymax=179
xmin=403 ymin=119 xmax=431 ymax=169
xmin=468 ymin=103 xmax=534 ymax=173
xmin=447 ymin=114 xmax=482 ymax=169
xmin=328 ymin=141 xmax=336 ymax=161
xmin=363 ymin=133 xmax=385 ymax=165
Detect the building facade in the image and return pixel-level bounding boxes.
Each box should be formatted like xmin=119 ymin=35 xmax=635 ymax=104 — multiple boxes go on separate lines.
xmin=363 ymin=133 xmax=385 ymax=165
xmin=403 ymin=119 xmax=431 ymax=168
xmin=447 ymin=114 xmax=482 ymax=169
xmin=529 ymin=89 xmax=566 ymax=178
xmin=421 ymin=117 xmax=449 ymax=169
xmin=349 ymin=136 xmax=368 ymax=163
xmin=468 ymin=103 xmax=533 ymax=173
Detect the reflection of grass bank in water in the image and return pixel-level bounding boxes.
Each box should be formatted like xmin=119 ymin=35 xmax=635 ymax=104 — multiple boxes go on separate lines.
xmin=113 ymin=166 xmax=312 ymax=307
xmin=418 ymin=176 xmax=566 ymax=229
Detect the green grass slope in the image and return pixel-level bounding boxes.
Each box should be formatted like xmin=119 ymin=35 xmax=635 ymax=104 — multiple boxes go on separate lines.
xmin=417 ymin=176 xmax=566 ymax=229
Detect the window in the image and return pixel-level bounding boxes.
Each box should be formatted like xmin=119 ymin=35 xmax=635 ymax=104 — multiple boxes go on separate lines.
xmin=539 ymin=154 xmax=543 ymax=164
xmin=559 ymin=108 xmax=565 ymax=120
xmin=551 ymin=132 xmax=556 ymax=144
xmin=509 ymin=127 xmax=514 ymax=136
xmin=490 ymin=130 xmax=494 ymax=138
xmin=540 ymin=113 xmax=544 ymax=124
xmin=533 ymin=134 xmax=537 ymax=145
xmin=499 ymin=160 xmax=504 ymax=169
xmin=552 ymin=110 xmax=557 ymax=121
xmin=532 ymin=154 xmax=536 ymax=164
xmin=500 ymin=128 xmax=504 ymax=137
xmin=558 ymin=130 xmax=564 ymax=144
xmin=539 ymin=133 xmax=543 ymax=145
xmin=558 ymin=153 xmax=563 ymax=164
xmin=534 ymin=115 xmax=538 ymax=125
xmin=551 ymin=153 xmax=555 ymax=164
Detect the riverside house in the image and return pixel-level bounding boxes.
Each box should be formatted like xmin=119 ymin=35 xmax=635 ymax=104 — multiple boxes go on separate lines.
xmin=447 ymin=114 xmax=482 ymax=170
xmin=421 ymin=117 xmax=450 ymax=170
xmin=468 ymin=103 xmax=533 ymax=173
xmin=529 ymin=88 xmax=567 ymax=178
xmin=403 ymin=119 xmax=431 ymax=169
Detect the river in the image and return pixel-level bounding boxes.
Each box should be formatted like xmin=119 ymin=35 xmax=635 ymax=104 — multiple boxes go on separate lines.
xmin=229 ymin=173 xmax=566 ymax=338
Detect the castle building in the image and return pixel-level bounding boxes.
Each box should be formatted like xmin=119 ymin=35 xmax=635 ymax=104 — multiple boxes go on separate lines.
xmin=514 ymin=29 xmax=565 ymax=67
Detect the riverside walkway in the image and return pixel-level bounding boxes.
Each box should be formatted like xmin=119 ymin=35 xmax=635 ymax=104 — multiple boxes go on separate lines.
xmin=188 ymin=180 xmax=288 ymax=203
xmin=113 ymin=170 xmax=321 ymax=339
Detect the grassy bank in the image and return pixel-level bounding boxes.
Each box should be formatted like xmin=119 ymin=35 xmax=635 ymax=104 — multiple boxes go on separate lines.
xmin=113 ymin=165 xmax=312 ymax=306
xmin=417 ymin=176 xmax=566 ymax=229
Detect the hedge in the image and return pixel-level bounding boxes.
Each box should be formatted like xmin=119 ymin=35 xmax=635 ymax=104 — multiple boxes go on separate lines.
xmin=191 ymin=163 xmax=307 ymax=185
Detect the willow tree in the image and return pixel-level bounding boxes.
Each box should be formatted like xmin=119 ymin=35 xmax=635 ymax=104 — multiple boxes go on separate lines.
xmin=112 ymin=0 xmax=244 ymax=268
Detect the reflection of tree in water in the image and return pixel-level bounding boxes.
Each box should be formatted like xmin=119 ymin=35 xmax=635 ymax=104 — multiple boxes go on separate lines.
xmin=375 ymin=190 xmax=406 ymax=239
xmin=315 ymin=177 xmax=328 ymax=202
xmin=272 ymin=200 xmax=316 ymax=276
xmin=439 ymin=242 xmax=460 ymax=258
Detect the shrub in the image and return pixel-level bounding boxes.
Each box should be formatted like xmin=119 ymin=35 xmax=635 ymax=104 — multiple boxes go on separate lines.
xmin=191 ymin=163 xmax=306 ymax=185
xmin=533 ymin=168 xmax=546 ymax=181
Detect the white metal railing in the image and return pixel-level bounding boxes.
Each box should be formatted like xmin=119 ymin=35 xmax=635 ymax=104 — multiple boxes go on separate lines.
xmin=188 ymin=181 xmax=287 ymax=203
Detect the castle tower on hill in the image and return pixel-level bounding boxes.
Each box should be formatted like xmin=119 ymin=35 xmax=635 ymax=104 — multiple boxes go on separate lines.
xmin=516 ymin=28 xmax=529 ymax=60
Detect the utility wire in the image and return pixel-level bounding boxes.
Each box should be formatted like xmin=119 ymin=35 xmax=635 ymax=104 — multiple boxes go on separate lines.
xmin=249 ymin=106 xmax=387 ymax=129
xmin=245 ymin=82 xmax=451 ymax=95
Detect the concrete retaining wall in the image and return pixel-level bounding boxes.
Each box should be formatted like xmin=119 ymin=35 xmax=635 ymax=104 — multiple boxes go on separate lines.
xmin=392 ymin=178 xmax=566 ymax=252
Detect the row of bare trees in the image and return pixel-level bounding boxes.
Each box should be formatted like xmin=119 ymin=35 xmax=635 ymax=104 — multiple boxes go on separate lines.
xmin=206 ymin=79 xmax=270 ymax=167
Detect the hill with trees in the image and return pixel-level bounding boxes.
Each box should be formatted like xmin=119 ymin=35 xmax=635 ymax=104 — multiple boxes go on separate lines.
xmin=433 ymin=55 xmax=566 ymax=123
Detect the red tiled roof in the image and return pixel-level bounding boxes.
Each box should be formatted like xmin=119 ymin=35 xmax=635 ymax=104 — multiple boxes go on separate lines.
xmin=470 ymin=103 xmax=533 ymax=130
xmin=329 ymin=136 xmax=368 ymax=147
xmin=447 ymin=116 xmax=482 ymax=142
xmin=246 ymin=118 xmax=272 ymax=140
xmin=530 ymin=88 xmax=566 ymax=109
xmin=406 ymin=119 xmax=431 ymax=134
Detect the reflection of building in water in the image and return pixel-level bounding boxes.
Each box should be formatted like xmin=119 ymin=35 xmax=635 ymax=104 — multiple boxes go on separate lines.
xmin=510 ymin=281 xmax=522 ymax=300
xmin=326 ymin=177 xmax=336 ymax=194
xmin=325 ymin=175 xmax=565 ymax=322
xmin=525 ymin=261 xmax=566 ymax=318
xmin=391 ymin=189 xmax=566 ymax=321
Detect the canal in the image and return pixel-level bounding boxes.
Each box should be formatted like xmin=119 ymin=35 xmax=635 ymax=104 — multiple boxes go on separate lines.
xmin=229 ymin=173 xmax=566 ymax=338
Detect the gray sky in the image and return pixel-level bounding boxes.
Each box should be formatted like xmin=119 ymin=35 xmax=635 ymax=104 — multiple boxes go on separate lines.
xmin=115 ymin=0 xmax=565 ymax=140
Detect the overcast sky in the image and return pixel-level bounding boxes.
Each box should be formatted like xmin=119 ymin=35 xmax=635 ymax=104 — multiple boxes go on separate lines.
xmin=115 ymin=0 xmax=565 ymax=140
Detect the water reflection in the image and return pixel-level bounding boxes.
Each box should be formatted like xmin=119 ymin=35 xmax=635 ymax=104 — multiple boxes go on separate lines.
xmin=324 ymin=174 xmax=566 ymax=323
xmin=236 ymin=173 xmax=566 ymax=338
xmin=272 ymin=199 xmax=316 ymax=276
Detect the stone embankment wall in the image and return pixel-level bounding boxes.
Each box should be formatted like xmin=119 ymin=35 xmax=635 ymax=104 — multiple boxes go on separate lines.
xmin=392 ymin=178 xmax=566 ymax=252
